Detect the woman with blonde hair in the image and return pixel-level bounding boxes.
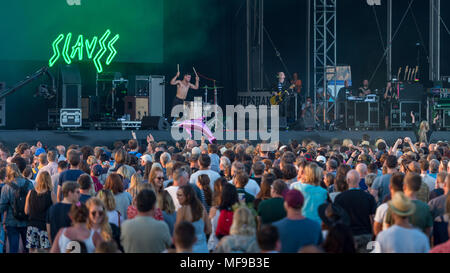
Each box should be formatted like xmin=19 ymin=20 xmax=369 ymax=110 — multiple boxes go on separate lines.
xmin=86 ymin=198 xmax=112 ymax=240
xmin=96 ymin=189 xmax=122 ymax=228
xmin=117 ymin=165 xmax=134 ymax=190
xmin=342 ymin=139 xmax=354 ymax=148
xmin=24 ymin=171 xmax=56 ymax=252
xmin=148 ymin=166 xmax=165 ymax=196
xmin=126 ymin=173 xmax=143 ymax=200
xmin=291 ymin=163 xmax=328 ymax=224
xmin=411 ymin=112 xmax=439 ymax=144
xmin=86 ymin=197 xmax=122 ymax=251
xmin=158 ymin=190 xmax=177 ymax=235
xmin=215 ymin=206 xmax=260 ymax=253
xmin=0 ymin=163 xmax=34 ymax=253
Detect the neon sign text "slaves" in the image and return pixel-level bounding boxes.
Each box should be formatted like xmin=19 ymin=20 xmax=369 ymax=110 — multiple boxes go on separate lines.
xmin=49 ymin=30 xmax=120 ymax=73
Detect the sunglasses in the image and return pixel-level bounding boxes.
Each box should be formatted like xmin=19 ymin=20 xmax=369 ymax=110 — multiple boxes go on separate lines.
xmin=90 ymin=210 xmax=104 ymax=217
xmin=156 ymin=177 xmax=164 ymax=180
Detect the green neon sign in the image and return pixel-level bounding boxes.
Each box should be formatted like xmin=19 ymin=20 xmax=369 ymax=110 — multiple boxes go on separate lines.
xmin=49 ymin=30 xmax=120 ymax=73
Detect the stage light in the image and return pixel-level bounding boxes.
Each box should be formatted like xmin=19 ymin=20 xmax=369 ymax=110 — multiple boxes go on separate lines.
xmin=367 ymin=0 xmax=381 ymax=6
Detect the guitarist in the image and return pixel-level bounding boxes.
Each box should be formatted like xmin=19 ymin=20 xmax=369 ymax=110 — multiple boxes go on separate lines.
xmin=272 ymin=72 xmax=295 ymax=121
xmin=382 ymin=81 xmax=398 ymax=130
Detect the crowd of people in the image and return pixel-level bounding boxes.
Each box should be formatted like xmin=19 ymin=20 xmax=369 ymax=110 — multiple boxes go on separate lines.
xmin=0 ymin=129 xmax=449 ymax=253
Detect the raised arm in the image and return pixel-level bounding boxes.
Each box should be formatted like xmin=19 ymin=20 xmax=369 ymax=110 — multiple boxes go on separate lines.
xmin=170 ymin=72 xmax=181 ymax=86
xmin=190 ymin=76 xmax=200 ymax=90
xmin=390 ymin=138 xmax=403 ymax=155
xmin=404 ymin=137 xmax=418 ymax=154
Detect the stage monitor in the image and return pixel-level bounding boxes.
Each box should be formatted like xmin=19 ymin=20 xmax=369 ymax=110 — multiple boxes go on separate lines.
xmin=0 ymin=0 xmax=164 ymax=64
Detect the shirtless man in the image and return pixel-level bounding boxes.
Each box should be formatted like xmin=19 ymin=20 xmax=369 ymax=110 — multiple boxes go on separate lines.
xmin=170 ymin=68 xmax=200 ymax=110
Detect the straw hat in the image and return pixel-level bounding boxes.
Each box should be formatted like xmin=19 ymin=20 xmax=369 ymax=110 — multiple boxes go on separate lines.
xmin=388 ymin=192 xmax=416 ymax=217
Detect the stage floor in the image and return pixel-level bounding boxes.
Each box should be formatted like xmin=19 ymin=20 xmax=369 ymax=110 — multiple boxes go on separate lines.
xmin=0 ymin=129 xmax=449 ymax=150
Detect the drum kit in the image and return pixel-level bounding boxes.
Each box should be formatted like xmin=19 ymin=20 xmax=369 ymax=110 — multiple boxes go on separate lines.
xmin=178 ymin=83 xmax=225 ymax=139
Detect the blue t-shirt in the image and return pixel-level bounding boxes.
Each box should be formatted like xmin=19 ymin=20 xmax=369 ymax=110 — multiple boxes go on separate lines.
xmin=273 ymin=218 xmax=323 ymax=253
xmin=359 ymin=178 xmax=368 ymax=191
xmin=291 ymin=183 xmax=328 ymax=224
xmin=79 ymin=194 xmax=91 ymax=204
xmin=372 ymin=174 xmax=392 ymax=204
xmin=129 ymin=151 xmax=142 ymax=158
xmin=58 ymin=169 xmax=85 ymax=186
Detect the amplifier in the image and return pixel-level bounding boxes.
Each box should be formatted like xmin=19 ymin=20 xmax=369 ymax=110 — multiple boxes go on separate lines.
xmin=444 ymin=110 xmax=450 ymax=128
xmin=391 ymin=102 xmax=401 ymax=128
xmin=400 ymin=101 xmax=421 ymax=128
xmin=398 ymin=83 xmax=425 ymax=101
xmin=434 ymin=98 xmax=450 ymax=110
xmin=346 ymin=101 xmax=356 ymax=128
xmin=124 ymin=96 xmax=149 ymax=121
xmin=354 ymin=102 xmax=379 ymax=129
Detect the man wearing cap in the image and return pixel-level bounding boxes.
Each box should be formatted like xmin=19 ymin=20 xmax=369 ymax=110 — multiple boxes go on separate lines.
xmin=384 ymin=173 xmax=433 ymax=236
xmin=273 ymin=189 xmax=322 ymax=253
xmin=376 ymin=192 xmax=430 ymax=253
xmin=140 ymin=154 xmax=153 ymax=167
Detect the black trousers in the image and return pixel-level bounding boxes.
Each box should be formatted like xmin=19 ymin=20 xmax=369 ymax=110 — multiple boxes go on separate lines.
xmin=170 ymin=97 xmax=185 ymax=122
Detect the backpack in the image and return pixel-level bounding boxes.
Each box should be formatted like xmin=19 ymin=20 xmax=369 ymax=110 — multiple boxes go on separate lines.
xmin=9 ymin=180 xmax=31 ymax=221
xmin=216 ymin=210 xmax=234 ymax=238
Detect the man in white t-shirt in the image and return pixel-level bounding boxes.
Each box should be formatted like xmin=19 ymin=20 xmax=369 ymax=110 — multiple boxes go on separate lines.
xmin=375 ymin=192 xmax=430 ymax=253
xmin=419 ymin=159 xmax=436 ymax=192
xmin=166 ymin=169 xmax=189 ymax=211
xmin=373 ymin=172 xmax=404 ymax=236
xmin=38 ymin=150 xmax=59 ymax=177
xmin=228 ymin=161 xmax=260 ymax=197
xmin=189 ymin=154 xmax=220 ymax=191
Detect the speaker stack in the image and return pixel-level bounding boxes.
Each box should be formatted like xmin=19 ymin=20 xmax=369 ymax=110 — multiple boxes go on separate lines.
xmin=141 ymin=116 xmax=170 ymax=131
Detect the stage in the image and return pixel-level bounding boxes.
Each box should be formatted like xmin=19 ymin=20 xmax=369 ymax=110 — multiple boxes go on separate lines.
xmin=1 ymin=129 xmax=449 ymax=150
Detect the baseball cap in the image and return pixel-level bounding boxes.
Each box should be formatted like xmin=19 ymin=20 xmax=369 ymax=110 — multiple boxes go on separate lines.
xmin=304 ymin=153 xmax=313 ymax=162
xmin=220 ymin=147 xmax=228 ymax=155
xmin=316 ymin=155 xmax=327 ymax=164
xmin=284 ymin=190 xmax=304 ymax=209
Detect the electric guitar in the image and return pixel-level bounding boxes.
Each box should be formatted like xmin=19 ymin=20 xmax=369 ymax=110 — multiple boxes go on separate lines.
xmin=270 ymin=84 xmax=296 ymax=106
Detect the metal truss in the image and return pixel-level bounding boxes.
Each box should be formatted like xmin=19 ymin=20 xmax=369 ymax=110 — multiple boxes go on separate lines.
xmin=313 ymin=0 xmax=337 ymax=128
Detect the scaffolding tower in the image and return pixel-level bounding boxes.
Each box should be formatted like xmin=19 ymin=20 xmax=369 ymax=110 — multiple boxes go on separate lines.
xmin=313 ymin=0 xmax=337 ymax=129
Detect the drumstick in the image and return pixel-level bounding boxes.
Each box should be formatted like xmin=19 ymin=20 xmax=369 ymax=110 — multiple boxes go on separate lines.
xmin=193 ymin=67 xmax=198 ymax=77
xmin=177 ymin=64 xmax=180 ymax=73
